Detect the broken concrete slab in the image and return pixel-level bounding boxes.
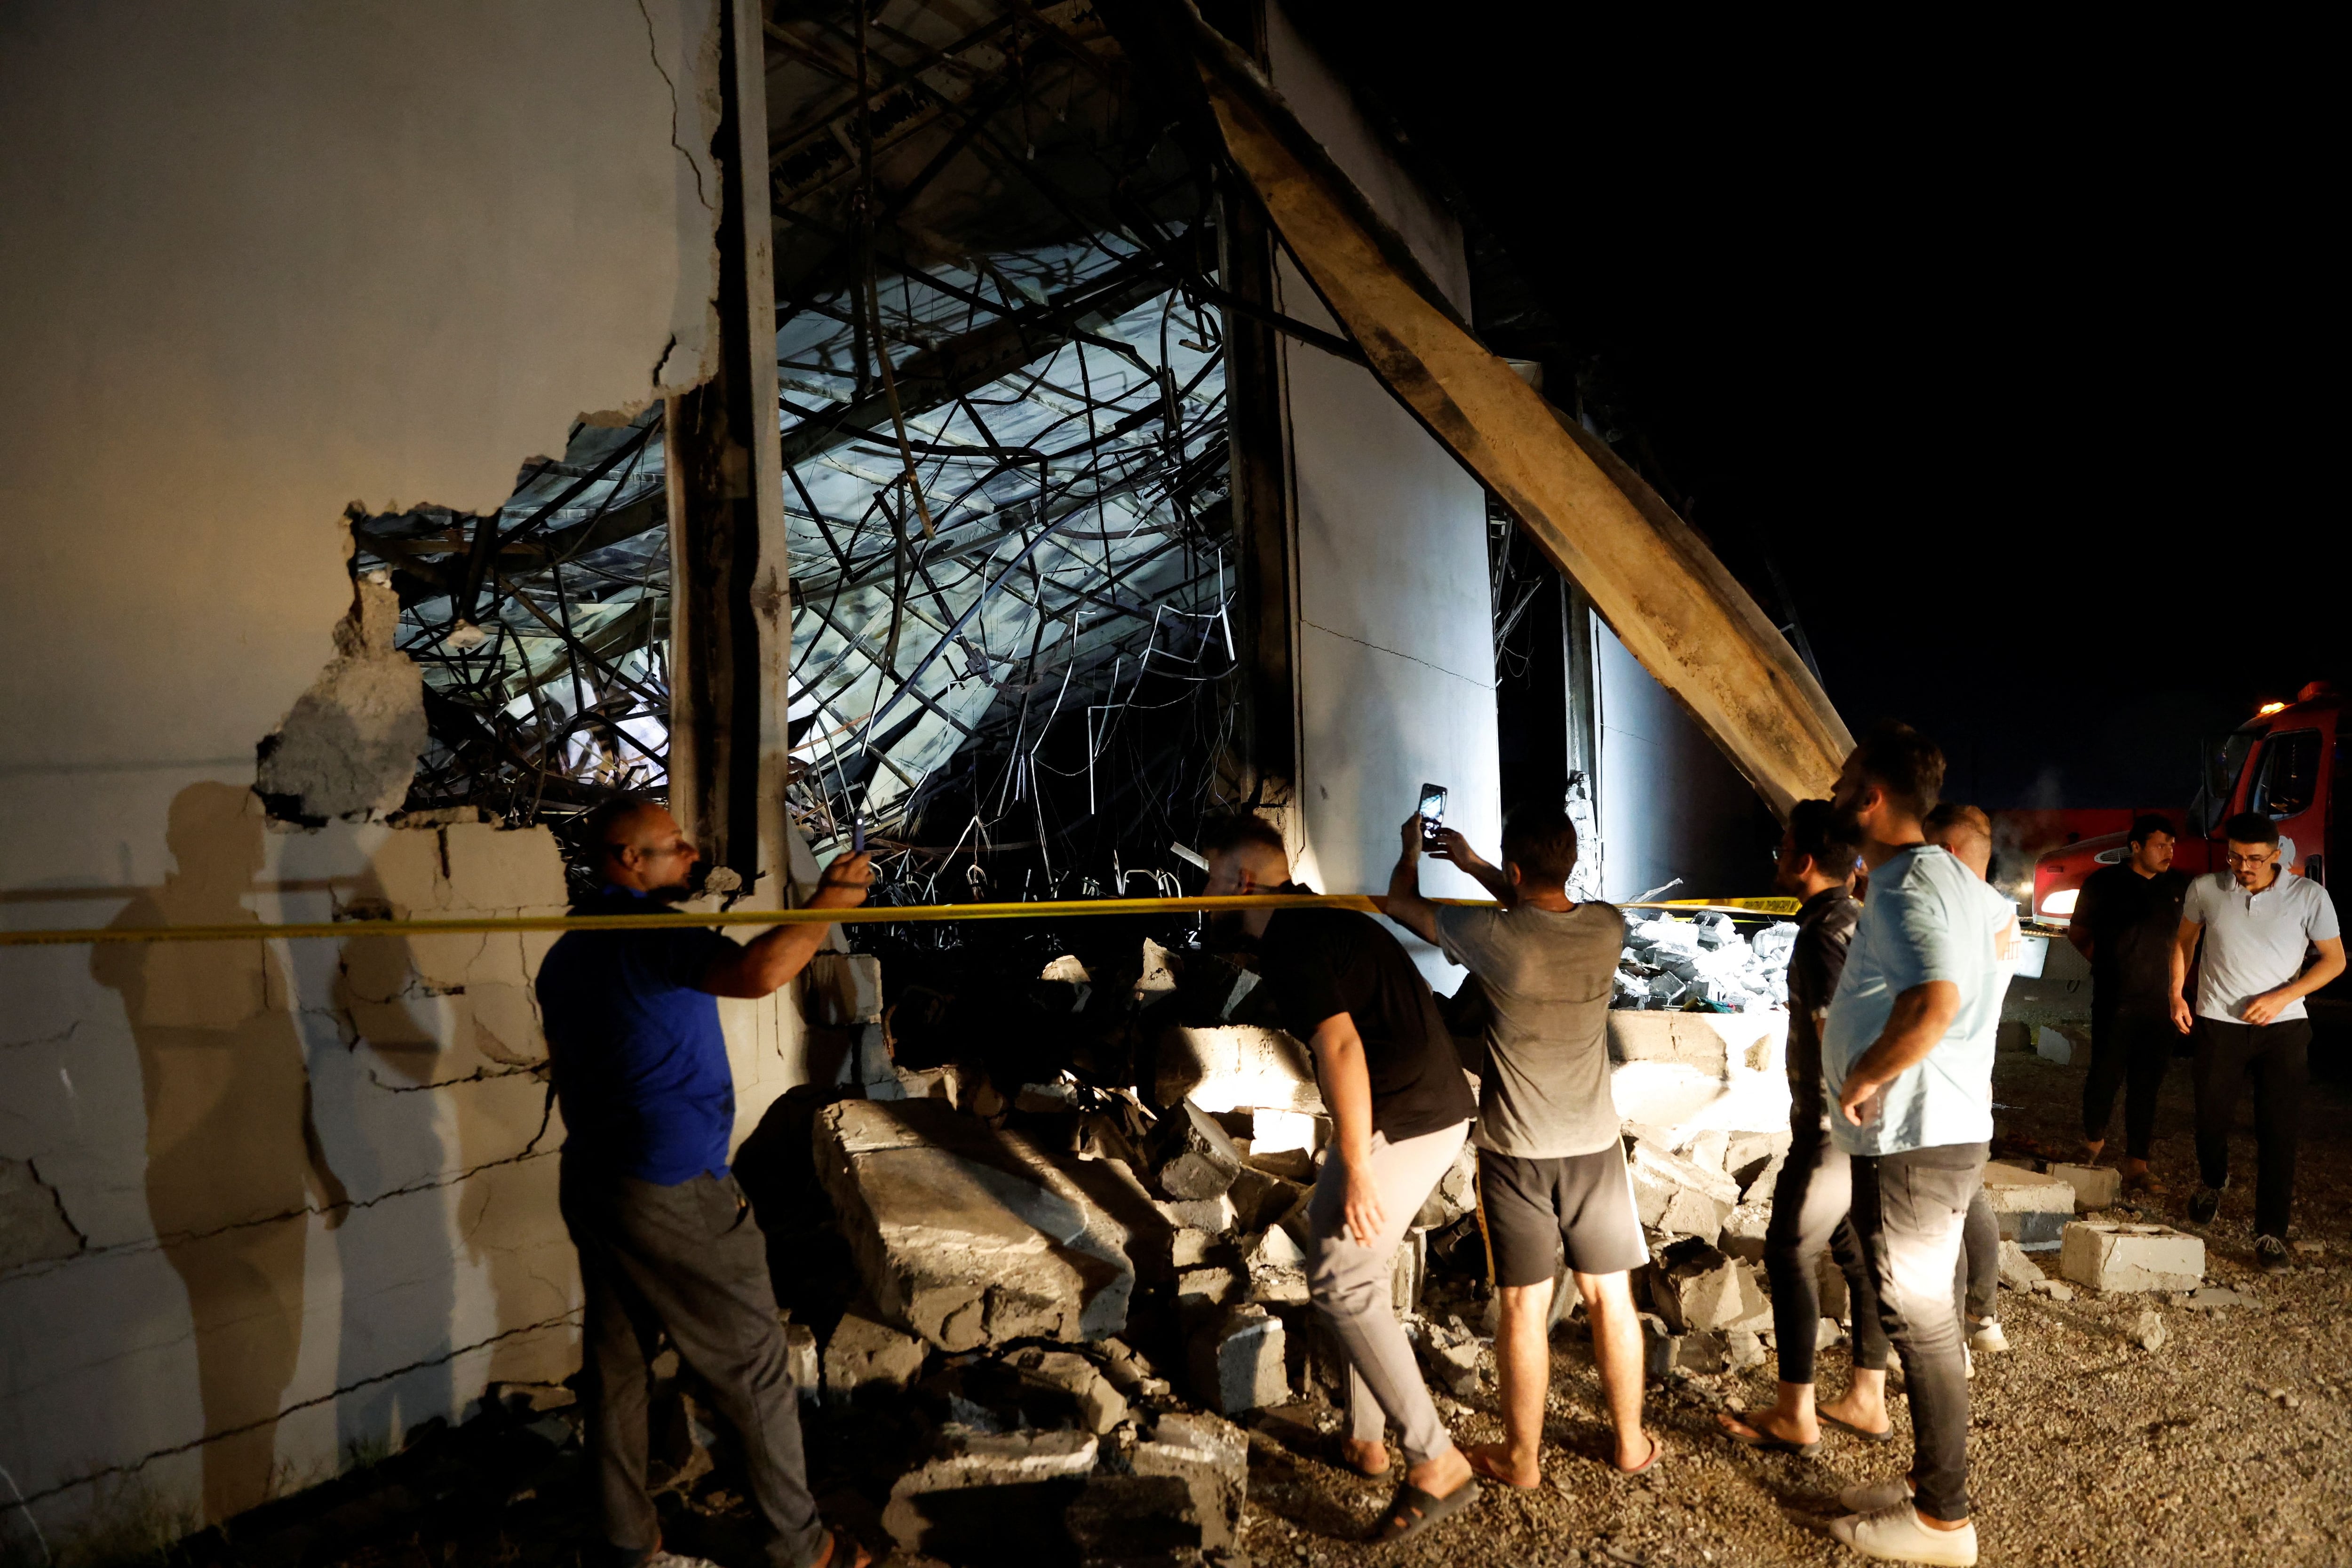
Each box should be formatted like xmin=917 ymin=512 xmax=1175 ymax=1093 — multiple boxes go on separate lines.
xmin=1004 ymin=1347 xmax=1129 ymax=1434
xmin=1226 ymin=1162 xmax=1306 ymax=1235
xmin=881 ymin=1427 xmax=1097 ymax=1559
xmin=1642 ymin=1314 xmax=1726 ymax=1378
xmin=1741 ymin=1150 xmax=1787 ymax=1206
xmin=782 ymin=1321 xmax=819 ymax=1397
xmin=1243 ymin=1226 xmax=1310 ymax=1306
xmin=1728 ymin=1328 xmax=1767 ymax=1371
xmin=1065 ymin=1473 xmax=1201 ymax=1563
xmin=815 ymin=1098 xmax=1164 ymax=1352
xmin=1685 ymin=1128 xmax=1731 ymax=1174
xmin=2060 ymin=1222 xmax=2205 ymax=1293
xmin=1649 ymin=1240 xmax=1771 ymax=1335
xmin=2035 ymin=1026 xmax=2075 ymax=1065
xmin=1628 ymin=1137 xmax=1740 ymax=1242
xmin=1153 ymin=1025 xmax=1326 ymax=1115
xmin=2133 ymin=1308 xmax=2167 ymax=1352
xmin=1175 ymin=1266 xmax=1243 ymax=1321
xmin=2049 ymin=1162 xmax=2123 ymax=1211
xmin=1719 ymin=1203 xmax=1771 ymax=1262
xmin=1189 ymin=1304 xmax=1288 ymax=1414
xmin=1982 ymin=1162 xmax=2077 ymax=1250
xmin=2181 ymin=1286 xmax=2259 ymax=1312
xmin=1129 ymin=1411 xmax=1249 ymax=1551
xmin=1724 ymin=1130 xmax=1789 ymax=1190
xmin=1410 ymin=1316 xmax=1485 ymax=1398
xmin=822 ymin=1305 xmax=929 ymax=1401
xmin=1411 ymin=1138 xmax=1479 ymax=1231
xmin=1157 ymin=1191 xmax=1239 ymax=1235
xmin=1997 ymin=1239 xmax=2044 ymax=1292
xmin=1149 ymin=1100 xmax=1243 ymax=1201
xmin=1629 ymin=1137 xmax=1743 ymax=1207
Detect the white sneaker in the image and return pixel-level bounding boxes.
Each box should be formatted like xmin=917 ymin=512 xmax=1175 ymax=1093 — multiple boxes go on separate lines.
xmin=1969 ymin=1319 xmax=2010 ymax=1354
xmin=1837 ymin=1476 xmax=1915 ymax=1513
xmin=1826 ymin=1501 xmax=1979 ymax=1566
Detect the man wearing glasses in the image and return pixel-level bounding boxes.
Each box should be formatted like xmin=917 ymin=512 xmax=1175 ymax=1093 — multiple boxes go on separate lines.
xmin=2172 ymin=812 xmax=2344 ymax=1272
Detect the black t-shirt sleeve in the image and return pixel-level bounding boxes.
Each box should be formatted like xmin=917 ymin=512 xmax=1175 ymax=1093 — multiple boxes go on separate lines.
xmin=2073 ymin=871 xmax=2104 ymax=942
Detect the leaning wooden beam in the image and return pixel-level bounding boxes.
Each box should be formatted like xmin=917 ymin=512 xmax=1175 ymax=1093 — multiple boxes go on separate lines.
xmin=1171 ymin=5 xmax=1851 ymax=813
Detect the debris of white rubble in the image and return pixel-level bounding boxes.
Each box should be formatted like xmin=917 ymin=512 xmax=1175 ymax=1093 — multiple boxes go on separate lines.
xmin=1613 ymin=911 xmax=1797 ymax=1014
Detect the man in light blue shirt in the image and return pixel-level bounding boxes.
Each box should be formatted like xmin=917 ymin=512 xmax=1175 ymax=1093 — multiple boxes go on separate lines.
xmin=1817 ymin=722 xmax=1996 ymax=1568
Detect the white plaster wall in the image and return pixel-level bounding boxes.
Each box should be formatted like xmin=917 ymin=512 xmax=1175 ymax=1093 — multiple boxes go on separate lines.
xmin=1595 ymin=621 xmax=1767 ymax=905
xmin=1266 ymin=9 xmax=1498 ymax=988
xmin=0 ymin=1 xmax=726 ymax=1545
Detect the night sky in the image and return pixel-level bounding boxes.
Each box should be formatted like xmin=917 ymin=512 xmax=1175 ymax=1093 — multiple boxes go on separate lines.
xmin=1337 ymin=12 xmax=2344 ymax=811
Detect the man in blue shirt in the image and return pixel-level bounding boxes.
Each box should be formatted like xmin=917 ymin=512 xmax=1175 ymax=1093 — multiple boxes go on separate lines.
xmin=1816 ymin=723 xmax=1996 ymax=1568
xmin=540 ymin=799 xmax=872 ymax=1568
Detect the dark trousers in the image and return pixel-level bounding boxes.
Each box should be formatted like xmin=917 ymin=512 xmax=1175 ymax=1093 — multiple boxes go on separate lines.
xmin=1850 ymin=1141 xmax=1986 ymax=1524
xmin=2192 ymin=1017 xmax=2311 ymax=1239
xmin=2082 ymin=1009 xmax=2173 ymax=1157
xmin=1764 ymin=1124 xmax=1890 ymax=1383
xmin=1957 ymin=1187 xmax=1998 ymax=1322
xmin=559 ymin=1159 xmax=823 ymax=1568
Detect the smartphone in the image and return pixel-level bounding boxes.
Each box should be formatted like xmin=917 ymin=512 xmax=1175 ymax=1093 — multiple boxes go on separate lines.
xmin=850 ymin=816 xmax=866 ymax=853
xmin=1417 ymin=783 xmax=1447 ymax=846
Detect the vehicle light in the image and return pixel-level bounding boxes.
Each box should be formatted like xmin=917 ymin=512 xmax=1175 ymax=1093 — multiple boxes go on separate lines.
xmin=2257 ymin=701 xmax=2287 ymax=716
xmin=2041 ymin=888 xmax=2079 ymax=917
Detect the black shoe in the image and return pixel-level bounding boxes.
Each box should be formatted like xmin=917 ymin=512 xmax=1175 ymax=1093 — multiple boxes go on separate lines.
xmin=2188 ymin=1187 xmax=2222 ymax=1226
xmin=2256 ymin=1235 xmax=2291 ymax=1274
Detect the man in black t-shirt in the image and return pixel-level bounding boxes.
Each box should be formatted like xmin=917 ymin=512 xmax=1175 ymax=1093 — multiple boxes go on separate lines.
xmin=1198 ymin=814 xmax=1479 ymax=1546
xmin=2068 ymin=814 xmax=2190 ymax=1191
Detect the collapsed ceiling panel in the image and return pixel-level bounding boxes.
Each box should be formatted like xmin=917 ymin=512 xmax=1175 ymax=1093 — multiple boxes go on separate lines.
xmin=361 ymin=0 xmax=1252 ymax=899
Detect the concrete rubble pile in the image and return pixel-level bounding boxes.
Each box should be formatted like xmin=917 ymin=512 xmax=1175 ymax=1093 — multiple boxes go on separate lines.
xmin=1613 ymin=912 xmax=1796 ymax=1013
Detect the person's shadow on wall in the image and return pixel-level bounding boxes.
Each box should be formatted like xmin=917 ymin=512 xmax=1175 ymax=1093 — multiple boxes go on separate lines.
xmin=91 ymin=782 xmax=349 ymax=1524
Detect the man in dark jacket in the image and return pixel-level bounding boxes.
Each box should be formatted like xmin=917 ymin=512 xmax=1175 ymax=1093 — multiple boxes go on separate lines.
xmin=539 ymin=800 xmax=872 ymax=1568
xmin=2068 ymin=813 xmax=2189 ymax=1191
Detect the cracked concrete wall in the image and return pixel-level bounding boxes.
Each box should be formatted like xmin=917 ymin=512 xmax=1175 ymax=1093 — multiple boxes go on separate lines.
xmin=0 ymin=0 xmax=724 ymax=1546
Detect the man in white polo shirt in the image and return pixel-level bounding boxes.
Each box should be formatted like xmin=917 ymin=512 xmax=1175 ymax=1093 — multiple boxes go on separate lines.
xmin=1817 ymin=722 xmax=2002 ymax=1568
xmin=2172 ymin=812 xmax=2344 ymax=1272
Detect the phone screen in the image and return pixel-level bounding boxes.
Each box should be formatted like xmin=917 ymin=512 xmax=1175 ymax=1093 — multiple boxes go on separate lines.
xmin=1417 ymin=783 xmax=1446 ymax=842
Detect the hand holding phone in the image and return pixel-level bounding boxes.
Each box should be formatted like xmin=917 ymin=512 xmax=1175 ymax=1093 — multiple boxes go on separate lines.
xmin=1416 ymin=783 xmax=1447 ymax=847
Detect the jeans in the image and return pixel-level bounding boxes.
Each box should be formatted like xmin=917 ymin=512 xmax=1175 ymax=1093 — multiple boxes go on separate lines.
xmin=1306 ymin=1122 xmax=1470 ymax=1466
xmin=2082 ymin=1009 xmax=2174 ymax=1158
xmin=2192 ymin=1018 xmax=2310 ymax=1238
xmin=560 ymin=1159 xmax=825 ymax=1568
xmin=1849 ymin=1141 xmax=1986 ymax=1523
xmin=1956 ymin=1187 xmax=1999 ymax=1322
xmin=1763 ymin=1125 xmax=1889 ymax=1383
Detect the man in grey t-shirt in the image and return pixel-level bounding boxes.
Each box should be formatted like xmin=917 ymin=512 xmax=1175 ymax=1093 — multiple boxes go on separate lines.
xmin=1385 ymin=803 xmax=1655 ymax=1486
xmin=2173 ymin=812 xmax=2344 ymax=1269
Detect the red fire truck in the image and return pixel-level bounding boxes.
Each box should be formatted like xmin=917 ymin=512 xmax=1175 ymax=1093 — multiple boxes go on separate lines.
xmin=2032 ymin=681 xmax=2344 ymax=924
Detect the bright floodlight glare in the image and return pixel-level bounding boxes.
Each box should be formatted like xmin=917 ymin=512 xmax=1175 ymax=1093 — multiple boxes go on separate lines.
xmin=2041 ymin=887 xmax=2079 ymax=917
xmin=2257 ymin=700 xmax=2288 ymax=716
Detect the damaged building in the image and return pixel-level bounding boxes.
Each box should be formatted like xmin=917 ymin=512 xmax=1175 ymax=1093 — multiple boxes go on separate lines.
xmin=0 ymin=2 xmax=1956 ymax=1564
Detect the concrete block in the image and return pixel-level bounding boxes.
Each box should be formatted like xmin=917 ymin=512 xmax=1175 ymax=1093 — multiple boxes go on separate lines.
xmin=1411 ymin=1318 xmax=1484 ymax=1398
xmin=1996 ymin=1239 xmax=2043 ymax=1291
xmin=823 ymin=1306 xmax=929 ymax=1399
xmin=1741 ymin=1150 xmax=1787 ymax=1206
xmin=1154 ymin=1025 xmax=1325 ymax=1115
xmin=1642 ymin=1314 xmax=1726 ymax=1377
xmin=2035 ymin=1026 xmax=2074 ymax=1065
xmin=1175 ymin=1267 xmax=1243 ymax=1321
xmin=1243 ymin=1226 xmax=1310 ymax=1306
xmin=1391 ymin=1229 xmax=1425 ymax=1315
xmin=1982 ymin=1162 xmax=2077 ymax=1250
xmin=1816 ymin=1317 xmax=1845 ymax=1351
xmin=1169 ymin=1227 xmax=1219 ymax=1270
xmin=1189 ymin=1304 xmax=1288 ymax=1414
xmin=2060 ymin=1222 xmax=2204 ymax=1293
xmin=815 ymin=1099 xmax=1151 ymax=1351
xmin=1150 ymin=1100 xmax=1243 ymax=1201
xmin=1065 ymin=1474 xmax=1202 ymax=1562
xmin=1650 ymin=1240 xmax=1771 ymax=1334
xmin=1129 ymin=1411 xmax=1249 ymax=1550
xmin=1719 ymin=1203 xmax=1771 ymax=1262
xmin=1005 ymin=1347 xmax=1129 ymax=1434
xmin=1226 ymin=1162 xmax=1306 ymax=1234
xmin=1724 ymin=1131 xmax=1789 ymax=1189
xmin=1685 ymin=1129 xmax=1730 ymax=1174
xmin=1629 ymin=1138 xmax=1743 ymax=1207
xmin=803 ymin=952 xmax=884 ymax=1026
xmin=1727 ymin=1329 xmax=1768 ymax=1371
xmin=1412 ymin=1138 xmax=1479 ymax=1230
xmin=2049 ymin=1163 xmax=2123 ymax=1211
xmin=881 ymin=1428 xmax=1097 ymax=1558
xmin=1136 ymin=938 xmax=1182 ymax=1003
xmin=1608 ymin=1010 xmax=1787 ymax=1078
xmin=1157 ymin=1191 xmax=1239 ymax=1235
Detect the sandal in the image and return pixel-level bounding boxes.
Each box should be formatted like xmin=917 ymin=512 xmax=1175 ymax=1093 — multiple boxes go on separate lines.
xmin=1615 ymin=1431 xmax=1664 ymax=1476
xmin=810 ymin=1528 xmax=871 ymax=1568
xmin=1820 ymin=1411 xmax=1894 ymax=1444
xmin=1464 ymin=1445 xmax=1540 ymax=1489
xmin=1372 ymin=1477 xmax=1482 ymax=1543
xmin=1716 ymin=1414 xmax=1818 ymax=1457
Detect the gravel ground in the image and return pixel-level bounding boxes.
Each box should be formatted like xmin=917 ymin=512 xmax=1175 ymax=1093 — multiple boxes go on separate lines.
xmin=1234 ymin=1039 xmax=2352 ymax=1568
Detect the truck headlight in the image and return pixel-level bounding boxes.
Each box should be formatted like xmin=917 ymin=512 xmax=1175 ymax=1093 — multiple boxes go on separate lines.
xmin=2040 ymin=888 xmax=2078 ymax=917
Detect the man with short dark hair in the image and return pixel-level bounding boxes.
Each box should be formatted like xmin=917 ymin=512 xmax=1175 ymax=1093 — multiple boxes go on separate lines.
xmin=2069 ymin=813 xmax=2189 ymax=1191
xmin=540 ymin=800 xmax=874 ymax=1568
xmin=2172 ymin=812 xmax=2344 ymax=1271
xmin=1818 ymin=721 xmax=1999 ymax=1567
xmin=1717 ymin=799 xmax=1895 ymax=1454
xmin=1384 ymin=804 xmax=1656 ymax=1485
xmin=1198 ymin=814 xmax=1480 ymax=1544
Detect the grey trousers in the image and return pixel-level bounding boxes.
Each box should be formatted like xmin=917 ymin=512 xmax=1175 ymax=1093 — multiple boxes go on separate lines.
xmin=1763 ymin=1125 xmax=1889 ymax=1383
xmin=560 ymin=1159 xmax=825 ymax=1568
xmin=1306 ymin=1121 xmax=1470 ymax=1466
xmin=1849 ymin=1141 xmax=1987 ymax=1523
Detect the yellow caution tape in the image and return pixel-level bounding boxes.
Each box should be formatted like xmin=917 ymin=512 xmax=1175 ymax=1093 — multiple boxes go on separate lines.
xmin=0 ymin=891 xmax=1783 ymax=947
xmin=1651 ymin=896 xmax=1803 ymax=916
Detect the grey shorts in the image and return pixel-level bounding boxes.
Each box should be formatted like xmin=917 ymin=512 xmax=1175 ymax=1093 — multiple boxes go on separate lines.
xmin=1480 ymin=1143 xmax=1650 ymax=1286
